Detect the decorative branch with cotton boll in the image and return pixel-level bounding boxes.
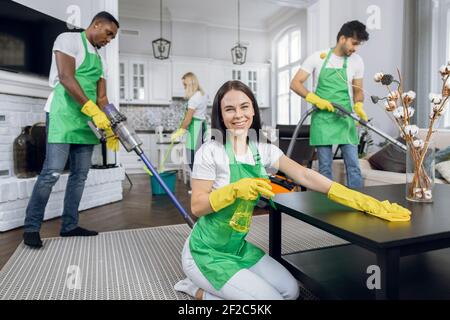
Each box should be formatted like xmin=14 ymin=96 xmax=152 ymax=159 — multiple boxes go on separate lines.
xmin=371 ymin=62 xmax=450 ymax=201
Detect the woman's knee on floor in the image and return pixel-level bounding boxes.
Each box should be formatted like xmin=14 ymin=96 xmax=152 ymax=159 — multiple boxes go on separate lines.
xmin=249 ymin=255 xmax=299 ymax=300
xmin=221 ymin=269 xmax=285 ymax=300
xmin=283 ymin=279 xmax=300 ymax=300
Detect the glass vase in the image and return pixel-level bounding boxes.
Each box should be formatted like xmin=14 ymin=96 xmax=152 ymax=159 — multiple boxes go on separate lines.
xmin=406 ymin=141 xmax=435 ymax=202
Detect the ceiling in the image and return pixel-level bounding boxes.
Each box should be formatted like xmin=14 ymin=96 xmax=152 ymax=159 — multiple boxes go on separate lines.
xmin=119 ymin=0 xmax=317 ymax=31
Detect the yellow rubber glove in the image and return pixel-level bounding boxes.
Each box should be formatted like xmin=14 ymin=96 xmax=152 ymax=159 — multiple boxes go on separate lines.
xmin=104 ymin=127 xmax=120 ymax=152
xmin=327 ymin=182 xmax=411 ymax=222
xmin=81 ymin=100 xmax=110 ymax=130
xmin=209 ymin=178 xmax=275 ymax=212
xmin=354 ymin=102 xmax=368 ymax=122
xmin=305 ymin=92 xmax=334 ymax=112
xmin=170 ymin=128 xmax=186 ymax=142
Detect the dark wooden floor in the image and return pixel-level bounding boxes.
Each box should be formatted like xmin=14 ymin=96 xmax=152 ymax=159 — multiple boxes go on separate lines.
xmin=0 ymin=174 xmax=268 ymax=270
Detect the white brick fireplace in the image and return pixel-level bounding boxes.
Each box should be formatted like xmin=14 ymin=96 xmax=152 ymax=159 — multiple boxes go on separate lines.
xmin=0 ymin=0 xmax=122 ymax=232
xmin=0 ymin=93 xmax=125 ymax=232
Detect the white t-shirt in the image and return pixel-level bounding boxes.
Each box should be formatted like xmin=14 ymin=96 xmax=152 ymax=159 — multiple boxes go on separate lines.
xmin=192 ymin=140 xmax=284 ymax=190
xmin=44 ymin=32 xmax=108 ymax=112
xmin=300 ymin=49 xmax=364 ymax=101
xmin=188 ymin=91 xmax=208 ymax=120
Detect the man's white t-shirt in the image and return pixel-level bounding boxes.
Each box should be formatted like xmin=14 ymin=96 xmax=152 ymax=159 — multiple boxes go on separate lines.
xmin=188 ymin=91 xmax=208 ymax=120
xmin=44 ymin=32 xmax=108 ymax=112
xmin=300 ymin=49 xmax=364 ymax=101
xmin=192 ymin=140 xmax=284 ymax=190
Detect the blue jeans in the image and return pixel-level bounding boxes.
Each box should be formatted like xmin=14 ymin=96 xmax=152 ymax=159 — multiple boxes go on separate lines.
xmin=24 ymin=114 xmax=94 ymax=233
xmin=316 ymin=144 xmax=362 ymax=189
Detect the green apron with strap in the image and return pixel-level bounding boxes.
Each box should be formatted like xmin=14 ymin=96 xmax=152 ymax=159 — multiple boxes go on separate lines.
xmin=310 ymin=48 xmax=358 ymax=146
xmin=189 ymin=141 xmax=267 ymax=290
xmin=186 ymin=117 xmax=206 ymax=151
xmin=48 ymin=31 xmax=103 ymax=144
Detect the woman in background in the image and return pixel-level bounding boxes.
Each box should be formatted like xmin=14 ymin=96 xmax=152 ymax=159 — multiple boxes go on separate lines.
xmin=170 ymin=72 xmax=208 ymax=170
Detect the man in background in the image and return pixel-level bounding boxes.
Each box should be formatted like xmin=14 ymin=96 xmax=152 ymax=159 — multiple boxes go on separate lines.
xmin=290 ymin=20 xmax=369 ymax=189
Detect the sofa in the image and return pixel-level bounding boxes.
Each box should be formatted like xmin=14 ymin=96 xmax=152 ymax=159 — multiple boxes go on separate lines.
xmin=326 ymin=129 xmax=450 ymax=187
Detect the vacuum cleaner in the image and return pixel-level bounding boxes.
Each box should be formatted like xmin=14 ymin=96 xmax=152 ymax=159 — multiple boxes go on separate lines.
xmin=269 ymin=102 xmax=407 ymax=194
xmin=88 ymin=104 xmax=195 ymax=228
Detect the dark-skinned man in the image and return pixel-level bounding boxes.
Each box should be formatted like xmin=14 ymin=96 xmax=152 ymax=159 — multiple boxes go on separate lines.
xmin=290 ymin=20 xmax=369 ymax=189
xmin=23 ymin=12 xmax=120 ymax=248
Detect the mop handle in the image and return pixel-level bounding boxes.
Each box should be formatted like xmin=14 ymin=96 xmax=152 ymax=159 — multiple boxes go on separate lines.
xmin=158 ymin=140 xmax=176 ymax=173
xmin=140 ymin=152 xmax=194 ymax=228
xmin=331 ymin=103 xmax=407 ymax=152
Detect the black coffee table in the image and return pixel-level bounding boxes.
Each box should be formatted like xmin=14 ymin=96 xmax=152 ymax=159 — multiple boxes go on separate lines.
xmin=268 ymin=184 xmax=450 ymax=300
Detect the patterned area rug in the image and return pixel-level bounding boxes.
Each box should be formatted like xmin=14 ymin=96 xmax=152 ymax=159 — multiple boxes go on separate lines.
xmin=0 ymin=214 xmax=347 ymax=300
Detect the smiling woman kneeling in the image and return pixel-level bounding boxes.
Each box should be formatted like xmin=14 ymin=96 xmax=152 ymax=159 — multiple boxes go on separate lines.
xmin=174 ymin=81 xmax=411 ymax=300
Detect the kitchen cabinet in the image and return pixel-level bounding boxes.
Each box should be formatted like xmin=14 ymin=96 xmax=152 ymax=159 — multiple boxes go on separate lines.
xmin=208 ymin=62 xmax=228 ymax=104
xmin=172 ymin=58 xmax=211 ymax=102
xmin=119 ymin=55 xmax=270 ymax=108
xmin=230 ymin=64 xmax=270 ymax=108
xmin=119 ymin=57 xmax=149 ymax=104
xmin=149 ymin=60 xmax=172 ymax=104
xmin=257 ymin=66 xmax=270 ymax=108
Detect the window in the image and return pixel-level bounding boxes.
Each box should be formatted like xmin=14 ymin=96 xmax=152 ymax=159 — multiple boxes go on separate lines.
xmin=276 ymin=29 xmax=301 ymax=125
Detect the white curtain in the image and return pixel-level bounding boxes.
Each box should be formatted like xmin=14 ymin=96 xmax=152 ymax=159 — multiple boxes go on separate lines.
xmin=404 ymin=0 xmax=450 ymax=128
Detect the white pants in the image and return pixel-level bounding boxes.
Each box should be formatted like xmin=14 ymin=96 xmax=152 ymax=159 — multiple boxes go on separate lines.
xmin=180 ymin=238 xmax=300 ymax=300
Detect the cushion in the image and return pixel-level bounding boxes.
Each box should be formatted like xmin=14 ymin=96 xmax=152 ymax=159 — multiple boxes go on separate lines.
xmin=368 ymin=138 xmax=406 ymax=173
xmin=436 ymin=160 xmax=450 ymax=183
xmin=436 ymin=146 xmax=450 ymax=163
xmin=427 ymin=146 xmax=450 ymax=179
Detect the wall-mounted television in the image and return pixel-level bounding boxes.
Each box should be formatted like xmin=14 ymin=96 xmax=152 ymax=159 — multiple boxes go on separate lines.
xmin=0 ymin=0 xmax=82 ymax=79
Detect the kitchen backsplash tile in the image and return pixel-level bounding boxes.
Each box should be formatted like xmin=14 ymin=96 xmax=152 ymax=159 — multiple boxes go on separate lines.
xmin=120 ymin=101 xmax=212 ymax=131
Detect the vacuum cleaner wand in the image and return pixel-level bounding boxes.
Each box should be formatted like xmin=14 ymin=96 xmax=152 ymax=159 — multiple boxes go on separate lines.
xmin=331 ymin=103 xmax=407 ymax=152
xmin=90 ymin=104 xmax=194 ymax=228
xmin=286 ymin=108 xmax=315 ymax=158
xmin=287 ymin=103 xmax=406 ymax=158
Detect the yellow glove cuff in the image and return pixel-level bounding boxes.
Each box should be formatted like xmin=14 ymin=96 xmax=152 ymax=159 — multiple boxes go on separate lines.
xmin=176 ymin=128 xmax=186 ymax=135
xmin=209 ymin=184 xmax=237 ymax=212
xmin=305 ymin=92 xmax=319 ymax=104
xmin=81 ymin=100 xmax=101 ymax=117
xmin=327 ymin=182 xmax=348 ymax=201
xmin=354 ymin=102 xmax=364 ymax=111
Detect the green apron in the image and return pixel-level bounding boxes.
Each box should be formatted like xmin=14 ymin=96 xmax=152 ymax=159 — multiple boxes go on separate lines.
xmin=310 ymin=49 xmax=358 ymax=146
xmin=48 ymin=31 xmax=103 ymax=144
xmin=189 ymin=142 xmax=267 ymax=290
xmin=186 ymin=117 xmax=206 ymax=151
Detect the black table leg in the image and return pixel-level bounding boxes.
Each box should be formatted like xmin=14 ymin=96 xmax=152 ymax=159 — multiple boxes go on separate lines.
xmin=269 ymin=206 xmax=282 ymax=261
xmin=376 ymin=248 xmax=400 ymax=300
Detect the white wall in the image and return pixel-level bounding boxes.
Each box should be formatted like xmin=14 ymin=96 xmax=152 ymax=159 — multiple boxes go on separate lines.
xmin=171 ymin=21 xmax=209 ymax=58
xmin=119 ymin=17 xmax=172 ymax=55
xmin=12 ymin=0 xmax=120 ymax=106
xmin=204 ymin=26 xmax=269 ymax=63
xmin=328 ymin=0 xmax=405 ymax=144
xmin=13 ymin=0 xmax=95 ymax=28
xmin=119 ymin=17 xmax=270 ymax=63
